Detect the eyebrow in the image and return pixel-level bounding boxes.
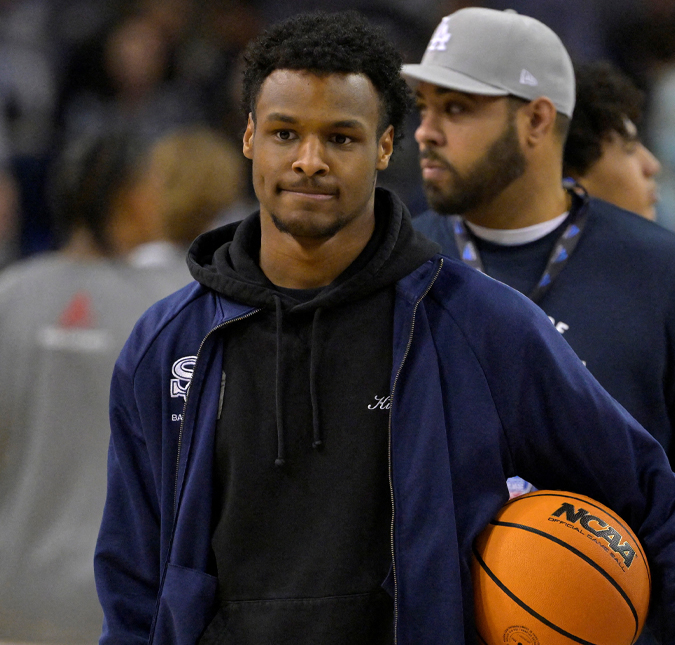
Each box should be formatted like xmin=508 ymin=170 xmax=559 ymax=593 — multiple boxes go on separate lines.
xmin=264 ymin=113 xmax=365 ymax=130
xmin=265 ymin=113 xmax=298 ymax=124
xmin=330 ymin=119 xmax=365 ymax=130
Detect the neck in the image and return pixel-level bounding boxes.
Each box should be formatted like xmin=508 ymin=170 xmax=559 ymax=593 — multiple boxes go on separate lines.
xmin=259 ymin=208 xmax=376 ymax=289
xmin=462 ymin=165 xmax=570 ymax=230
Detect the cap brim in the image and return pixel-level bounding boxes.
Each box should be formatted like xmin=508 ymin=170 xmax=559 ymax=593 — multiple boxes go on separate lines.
xmin=401 ymin=63 xmax=509 ymax=97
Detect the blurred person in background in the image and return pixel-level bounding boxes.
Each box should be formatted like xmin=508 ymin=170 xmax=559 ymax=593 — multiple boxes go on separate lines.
xmin=58 ymin=9 xmax=204 ymax=153
xmin=0 ymin=168 xmax=21 ymax=270
xmin=643 ymin=22 xmax=675 ymax=232
xmin=0 ymin=117 xmax=21 ymax=269
xmin=0 ymin=0 xmax=60 ymax=257
xmin=0 ymin=130 xmax=185 ymax=643
xmin=564 ymin=61 xmax=662 ymax=221
xmin=128 ymin=125 xmax=246 ymax=273
xmin=0 ymin=0 xmax=57 ymax=159
xmin=182 ymin=0 xmax=264 ymax=142
xmin=406 ymin=9 xmax=675 ymax=582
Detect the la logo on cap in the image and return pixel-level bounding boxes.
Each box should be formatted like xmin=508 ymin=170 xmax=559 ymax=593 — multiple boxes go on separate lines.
xmin=519 ymin=69 xmax=538 ymax=86
xmin=428 ymin=16 xmax=452 ymax=52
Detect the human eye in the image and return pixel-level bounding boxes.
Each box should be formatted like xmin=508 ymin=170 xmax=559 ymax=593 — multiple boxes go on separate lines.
xmin=274 ymin=129 xmax=296 ymax=141
xmin=444 ymin=101 xmax=465 ymax=116
xmin=330 ymin=133 xmax=353 ymax=145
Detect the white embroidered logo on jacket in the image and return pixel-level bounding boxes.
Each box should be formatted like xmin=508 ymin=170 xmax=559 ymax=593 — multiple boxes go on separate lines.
xmin=170 ymin=355 xmax=197 ymax=400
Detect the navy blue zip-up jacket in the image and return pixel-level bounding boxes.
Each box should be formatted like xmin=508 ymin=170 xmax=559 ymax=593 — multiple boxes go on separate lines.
xmin=95 ymin=196 xmax=675 ymax=644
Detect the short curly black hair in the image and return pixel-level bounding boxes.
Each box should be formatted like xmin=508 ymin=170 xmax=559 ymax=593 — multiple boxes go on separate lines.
xmin=241 ymin=11 xmax=413 ymax=145
xmin=563 ymin=61 xmax=645 ymax=176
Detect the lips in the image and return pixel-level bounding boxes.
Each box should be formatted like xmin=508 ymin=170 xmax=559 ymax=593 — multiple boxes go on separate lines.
xmin=421 ymin=159 xmax=445 ymax=170
xmin=419 ymin=150 xmax=452 ymax=181
xmin=420 ymin=160 xmax=450 ymax=181
xmin=278 ymin=184 xmax=338 ymax=199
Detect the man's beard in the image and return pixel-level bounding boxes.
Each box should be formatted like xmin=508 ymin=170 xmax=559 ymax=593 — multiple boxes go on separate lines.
xmin=270 ymin=210 xmax=349 ymax=240
xmin=421 ymin=115 xmax=527 ymax=215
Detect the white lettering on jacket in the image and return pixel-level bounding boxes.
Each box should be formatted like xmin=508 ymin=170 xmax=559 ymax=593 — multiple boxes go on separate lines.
xmin=548 ymin=315 xmax=570 ymax=335
xmin=548 ymin=316 xmax=586 ymax=365
xmin=368 ymin=395 xmax=392 ymax=410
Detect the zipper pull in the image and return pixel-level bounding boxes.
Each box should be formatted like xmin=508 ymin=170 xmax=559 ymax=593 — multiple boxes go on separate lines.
xmin=217 ymin=371 xmax=226 ymax=420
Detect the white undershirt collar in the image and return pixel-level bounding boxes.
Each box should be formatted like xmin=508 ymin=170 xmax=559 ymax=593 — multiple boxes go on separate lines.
xmin=464 ymin=212 xmax=569 ymax=246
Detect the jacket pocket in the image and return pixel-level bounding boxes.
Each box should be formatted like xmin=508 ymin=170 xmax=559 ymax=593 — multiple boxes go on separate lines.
xmin=151 ymin=563 xmax=218 ymax=645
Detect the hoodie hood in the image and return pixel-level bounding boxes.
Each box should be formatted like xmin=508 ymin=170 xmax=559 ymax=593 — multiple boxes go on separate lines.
xmin=188 ymin=187 xmax=440 ymax=312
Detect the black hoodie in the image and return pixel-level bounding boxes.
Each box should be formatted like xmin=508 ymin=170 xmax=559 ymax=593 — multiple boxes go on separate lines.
xmin=191 ymin=188 xmax=439 ymax=645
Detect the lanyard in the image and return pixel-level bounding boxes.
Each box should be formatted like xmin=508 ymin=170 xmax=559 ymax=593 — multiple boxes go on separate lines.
xmin=452 ymin=188 xmax=589 ymax=304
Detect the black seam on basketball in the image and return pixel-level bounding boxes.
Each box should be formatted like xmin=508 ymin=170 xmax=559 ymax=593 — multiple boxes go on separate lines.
xmin=473 ymin=542 xmax=599 ymax=645
xmin=507 ymin=492 xmax=650 ymax=584
xmin=488 ymin=520 xmax=639 ymax=643
xmin=475 ymin=627 xmax=490 ymax=645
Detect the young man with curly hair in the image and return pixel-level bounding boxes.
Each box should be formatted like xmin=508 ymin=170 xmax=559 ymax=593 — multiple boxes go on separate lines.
xmin=564 ymin=60 xmax=661 ymax=220
xmin=95 ymin=10 xmax=675 ymax=645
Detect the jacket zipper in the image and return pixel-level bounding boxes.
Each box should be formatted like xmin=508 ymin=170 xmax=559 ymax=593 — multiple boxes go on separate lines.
xmin=388 ymin=259 xmax=443 ymax=644
xmin=173 ymin=308 xmax=261 ymax=518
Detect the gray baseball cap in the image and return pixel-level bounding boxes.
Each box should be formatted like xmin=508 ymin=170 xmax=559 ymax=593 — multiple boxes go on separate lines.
xmin=402 ymin=7 xmax=575 ymax=117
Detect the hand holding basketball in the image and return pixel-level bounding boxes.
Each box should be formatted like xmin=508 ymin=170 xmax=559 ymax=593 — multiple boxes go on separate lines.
xmin=473 ymin=490 xmax=651 ymax=645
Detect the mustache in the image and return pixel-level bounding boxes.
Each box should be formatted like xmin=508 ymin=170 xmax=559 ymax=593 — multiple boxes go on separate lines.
xmin=419 ymin=148 xmax=454 ymax=171
xmin=279 ymin=178 xmax=338 ymax=193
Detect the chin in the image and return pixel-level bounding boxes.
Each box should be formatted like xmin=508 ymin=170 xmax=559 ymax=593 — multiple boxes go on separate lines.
xmin=270 ymin=211 xmax=347 ymax=239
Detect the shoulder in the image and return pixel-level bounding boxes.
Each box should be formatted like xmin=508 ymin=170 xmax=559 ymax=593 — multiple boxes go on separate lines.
xmin=0 ymin=253 xmax=63 ymax=295
xmin=117 ymin=281 xmax=255 ymax=377
xmin=117 ymin=282 xmax=215 ymax=372
xmin=585 ymin=198 xmax=675 ymax=256
xmin=412 ymin=209 xmax=453 ymax=235
xmin=427 ymin=256 xmax=558 ymax=355
xmin=579 ymin=200 xmax=675 ymax=298
xmin=435 ymin=255 xmax=539 ymax=316
xmin=411 ymin=210 xmax=458 ymax=257
xmin=417 ymin=257 xmax=580 ymax=392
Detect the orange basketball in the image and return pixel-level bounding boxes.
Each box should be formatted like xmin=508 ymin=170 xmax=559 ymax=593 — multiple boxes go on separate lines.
xmin=472 ymin=490 xmax=651 ymax=645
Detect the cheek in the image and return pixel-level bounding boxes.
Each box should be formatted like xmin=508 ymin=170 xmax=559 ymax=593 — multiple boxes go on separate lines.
xmin=248 ymin=160 xmax=270 ymax=206
xmin=348 ymin=156 xmax=379 ymax=192
xmin=250 ymin=154 xmax=272 ymax=193
xmin=617 ymin=160 xmax=650 ymax=197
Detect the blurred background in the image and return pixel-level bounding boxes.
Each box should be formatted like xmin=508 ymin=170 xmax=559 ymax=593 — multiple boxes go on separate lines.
xmin=1 ymin=0 xmax=675 ymax=270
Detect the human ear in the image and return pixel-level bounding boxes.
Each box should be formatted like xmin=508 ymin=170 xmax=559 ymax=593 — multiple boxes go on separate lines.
xmin=243 ymin=114 xmax=255 ymax=160
xmin=376 ymin=125 xmax=395 ymax=171
xmin=521 ymin=97 xmax=558 ymax=147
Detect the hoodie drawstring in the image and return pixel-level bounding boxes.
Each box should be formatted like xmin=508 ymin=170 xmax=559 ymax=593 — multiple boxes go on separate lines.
xmin=273 ymin=295 xmax=286 ymax=467
xmin=309 ymin=308 xmax=323 ymax=449
xmin=272 ymin=297 xmax=324 ymax=467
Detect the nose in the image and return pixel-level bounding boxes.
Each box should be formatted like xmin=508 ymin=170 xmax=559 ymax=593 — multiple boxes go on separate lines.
xmin=414 ymin=110 xmax=446 ymax=149
xmin=640 ymin=144 xmax=661 ymax=178
xmin=292 ymin=136 xmax=329 ymax=176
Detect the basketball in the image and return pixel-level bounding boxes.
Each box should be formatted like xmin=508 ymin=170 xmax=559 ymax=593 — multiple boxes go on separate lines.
xmin=472 ymin=490 xmax=651 ymax=645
